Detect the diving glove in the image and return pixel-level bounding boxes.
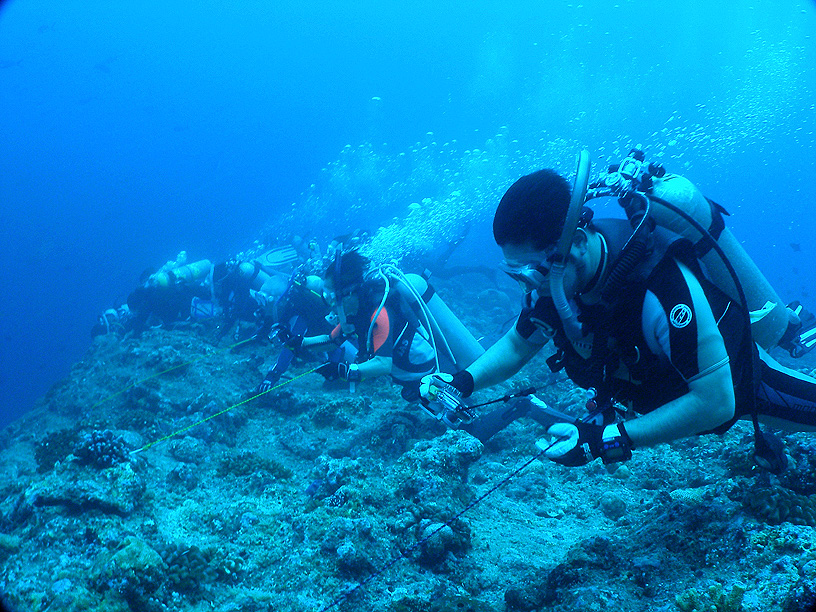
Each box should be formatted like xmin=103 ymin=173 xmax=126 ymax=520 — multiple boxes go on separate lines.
xmin=316 ymin=361 xmax=361 ymax=383
xmin=419 ymin=370 xmax=475 ymax=402
xmin=256 ymin=374 xmax=280 ymax=394
xmin=539 ymin=422 xmax=633 ymax=467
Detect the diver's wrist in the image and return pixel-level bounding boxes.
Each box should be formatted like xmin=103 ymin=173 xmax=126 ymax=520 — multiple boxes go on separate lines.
xmin=451 ymin=370 xmax=475 ymax=398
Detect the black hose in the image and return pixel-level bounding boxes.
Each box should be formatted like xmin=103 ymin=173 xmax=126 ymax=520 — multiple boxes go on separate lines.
xmin=601 ymin=235 xmax=647 ymax=304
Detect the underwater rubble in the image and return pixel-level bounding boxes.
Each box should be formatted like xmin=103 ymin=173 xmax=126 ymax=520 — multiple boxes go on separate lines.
xmin=3 ymin=278 xmax=816 ymax=611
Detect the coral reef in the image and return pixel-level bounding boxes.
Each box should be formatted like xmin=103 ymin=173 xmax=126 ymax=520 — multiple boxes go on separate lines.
xmin=7 ymin=292 xmax=816 ymax=612
xmin=22 ymin=459 xmax=146 ymax=515
xmin=73 ymin=429 xmax=131 ymax=469
xmin=160 ymin=542 xmax=218 ymax=595
xmin=743 ymin=484 xmax=816 ymax=526
xmin=216 ymin=449 xmax=293 ymax=480
xmin=34 ymin=427 xmax=80 ymax=473
xmin=675 ymin=581 xmax=746 ymax=612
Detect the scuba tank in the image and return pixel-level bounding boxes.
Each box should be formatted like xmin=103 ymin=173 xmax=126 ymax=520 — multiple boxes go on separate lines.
xmin=400 ymin=273 xmax=485 ymax=371
xmin=361 ymin=265 xmax=485 ymax=373
xmin=148 ymin=259 xmax=212 ymax=289
xmin=648 ymin=173 xmax=790 ymax=351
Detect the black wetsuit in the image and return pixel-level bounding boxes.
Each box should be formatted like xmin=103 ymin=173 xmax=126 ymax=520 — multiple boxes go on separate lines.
xmin=261 ymin=276 xmax=334 ymax=383
xmin=126 ymin=283 xmax=211 ymax=335
xmin=344 ymin=281 xmax=436 ymax=399
xmin=516 ymin=219 xmax=816 ymax=431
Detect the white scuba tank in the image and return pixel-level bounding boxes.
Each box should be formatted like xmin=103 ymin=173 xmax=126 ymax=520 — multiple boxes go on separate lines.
xmin=149 ymin=259 xmax=212 ymax=289
xmin=648 ymin=174 xmax=791 ymax=351
xmin=402 ymin=273 xmax=485 ymax=371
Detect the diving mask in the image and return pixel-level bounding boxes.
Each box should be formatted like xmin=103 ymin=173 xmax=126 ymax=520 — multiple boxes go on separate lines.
xmin=500 ymin=247 xmax=558 ymax=292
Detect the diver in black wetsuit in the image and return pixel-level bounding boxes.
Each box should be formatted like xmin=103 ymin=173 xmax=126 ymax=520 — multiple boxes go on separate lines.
xmin=422 ymin=150 xmax=816 ymax=472
xmin=254 ymin=271 xmax=336 ymax=393
xmin=305 ymin=250 xmax=437 ymax=401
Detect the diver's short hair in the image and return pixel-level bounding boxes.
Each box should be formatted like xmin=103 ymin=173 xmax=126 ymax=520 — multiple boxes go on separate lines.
xmin=324 ymin=250 xmax=370 ymax=295
xmin=493 ymin=169 xmax=571 ymax=250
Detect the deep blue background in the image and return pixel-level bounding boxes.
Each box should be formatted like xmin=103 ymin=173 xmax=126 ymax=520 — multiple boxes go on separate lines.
xmin=1 ymin=0 xmax=815 ymax=427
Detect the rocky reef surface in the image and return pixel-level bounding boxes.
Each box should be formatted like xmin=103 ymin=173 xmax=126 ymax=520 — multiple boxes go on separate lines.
xmin=3 ymin=276 xmax=816 ymax=612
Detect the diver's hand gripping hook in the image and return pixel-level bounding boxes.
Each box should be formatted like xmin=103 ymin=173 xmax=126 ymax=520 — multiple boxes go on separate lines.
xmin=420 ymin=378 xmax=473 ymax=428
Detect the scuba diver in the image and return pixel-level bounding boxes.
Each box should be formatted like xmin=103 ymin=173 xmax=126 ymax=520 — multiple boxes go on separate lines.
xmin=93 ymin=252 xmax=216 ymax=337
xmin=211 ymin=243 xmax=309 ymax=344
xmin=255 ymin=271 xmax=337 ymax=393
xmin=421 ymin=148 xmax=816 ymax=471
xmin=210 ymin=244 xmax=342 ymax=392
xmin=91 ymin=304 xmax=133 ymax=338
xmin=302 ymin=248 xmax=485 ymax=401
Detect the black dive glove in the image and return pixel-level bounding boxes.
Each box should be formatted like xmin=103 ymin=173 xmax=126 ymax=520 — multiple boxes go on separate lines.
xmin=540 ymin=422 xmax=634 ymax=467
xmin=316 ymin=361 xmax=361 ymax=383
xmin=419 ymin=370 xmax=475 ymax=403
xmin=256 ymin=373 xmax=280 ymax=394
xmin=274 ymin=326 xmax=305 ymax=352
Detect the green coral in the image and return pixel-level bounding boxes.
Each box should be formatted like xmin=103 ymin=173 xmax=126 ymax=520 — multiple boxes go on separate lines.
xmin=675 ymin=582 xmax=746 ymax=612
xmin=160 ymin=543 xmax=218 ymax=596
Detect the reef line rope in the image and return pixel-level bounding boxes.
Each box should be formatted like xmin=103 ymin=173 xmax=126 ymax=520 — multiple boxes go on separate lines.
xmin=130 ymin=365 xmax=321 ymax=454
xmin=101 ymin=332 xmax=558 ymax=608
xmin=89 ymin=335 xmax=259 ymax=412
xmin=318 ymin=447 xmax=552 ymax=612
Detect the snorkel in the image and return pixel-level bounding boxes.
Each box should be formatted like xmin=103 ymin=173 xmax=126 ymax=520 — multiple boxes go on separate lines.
xmin=549 ymin=149 xmax=591 ymax=341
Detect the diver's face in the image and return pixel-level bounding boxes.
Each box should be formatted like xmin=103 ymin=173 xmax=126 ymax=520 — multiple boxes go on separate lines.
xmin=500 ymin=239 xmax=587 ymax=298
xmin=500 ymin=243 xmax=557 ymax=294
xmin=324 ymin=279 xmax=359 ymax=333
xmin=339 ymin=292 xmax=359 ymax=317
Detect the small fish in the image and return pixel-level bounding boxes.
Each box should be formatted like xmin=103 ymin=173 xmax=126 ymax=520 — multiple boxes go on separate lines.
xmin=791 ymin=243 xmax=802 ymax=252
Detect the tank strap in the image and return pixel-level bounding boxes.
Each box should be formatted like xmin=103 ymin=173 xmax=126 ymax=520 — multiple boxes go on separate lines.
xmin=250 ymin=261 xmax=263 ymax=282
xmin=420 ymin=282 xmax=435 ymax=303
xmin=694 ymin=199 xmax=729 ymax=257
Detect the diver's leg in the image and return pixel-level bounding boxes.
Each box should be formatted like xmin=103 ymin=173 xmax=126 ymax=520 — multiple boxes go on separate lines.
xmin=462 ymin=398 xmax=534 ymax=443
xmin=462 ymin=396 xmax=575 ymax=443
xmin=752 ymin=348 xmax=816 ymax=432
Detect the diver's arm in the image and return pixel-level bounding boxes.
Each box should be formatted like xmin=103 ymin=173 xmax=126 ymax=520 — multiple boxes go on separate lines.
xmin=622 ymin=364 xmax=735 ymax=447
xmin=466 ymin=326 xmax=542 ymax=392
xmin=301 ymin=334 xmax=334 ymax=348
xmin=357 ymin=356 xmax=392 ymax=380
xmin=624 ymin=260 xmax=736 ymax=447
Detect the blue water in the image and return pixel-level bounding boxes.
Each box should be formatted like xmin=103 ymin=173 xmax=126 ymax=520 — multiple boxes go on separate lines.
xmin=1 ymin=0 xmax=815 ymax=427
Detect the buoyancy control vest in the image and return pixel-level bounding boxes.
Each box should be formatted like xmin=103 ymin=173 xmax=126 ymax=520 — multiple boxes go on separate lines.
xmin=567 ymin=149 xmax=788 ymax=470
xmin=544 ymin=219 xmax=755 ymax=422
xmin=589 ymin=150 xmax=793 ymax=352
